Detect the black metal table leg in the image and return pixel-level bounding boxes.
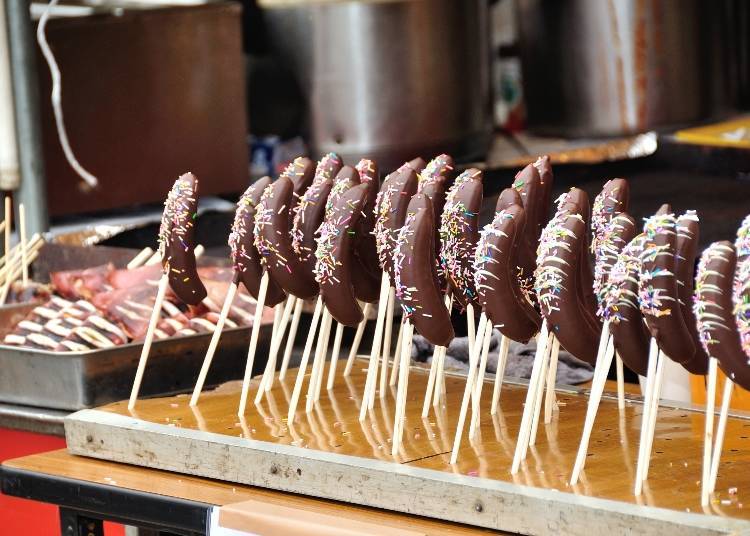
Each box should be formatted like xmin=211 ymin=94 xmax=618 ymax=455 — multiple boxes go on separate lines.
xmin=59 ymin=508 xmax=104 ymax=536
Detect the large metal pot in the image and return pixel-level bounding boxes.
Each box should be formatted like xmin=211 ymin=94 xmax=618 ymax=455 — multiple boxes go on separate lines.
xmin=259 ymin=0 xmax=492 ymax=169
xmin=517 ymin=0 xmax=734 ymax=137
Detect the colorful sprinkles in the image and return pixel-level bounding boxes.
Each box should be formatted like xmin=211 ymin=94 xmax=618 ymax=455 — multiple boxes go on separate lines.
xmin=694 ymin=242 xmax=734 ymax=354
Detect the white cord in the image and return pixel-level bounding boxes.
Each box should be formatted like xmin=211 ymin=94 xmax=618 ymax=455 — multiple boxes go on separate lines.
xmin=36 ymin=0 xmax=99 ymax=189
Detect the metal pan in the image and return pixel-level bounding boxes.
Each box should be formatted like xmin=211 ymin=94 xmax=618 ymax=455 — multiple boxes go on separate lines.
xmin=0 ymin=244 xmax=271 ymax=410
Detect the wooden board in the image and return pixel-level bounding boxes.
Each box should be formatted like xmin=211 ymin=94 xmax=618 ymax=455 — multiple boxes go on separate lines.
xmin=65 ymin=361 xmax=750 ymax=534
xmin=3 ymin=450 xmax=498 ymax=535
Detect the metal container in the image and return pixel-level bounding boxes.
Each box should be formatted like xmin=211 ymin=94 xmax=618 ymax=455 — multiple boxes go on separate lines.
xmin=259 ymin=0 xmax=492 ymax=169
xmin=0 ymin=301 xmax=271 ymax=410
xmin=0 ymin=244 xmax=270 ymax=410
xmin=517 ymin=0 xmax=733 ymax=137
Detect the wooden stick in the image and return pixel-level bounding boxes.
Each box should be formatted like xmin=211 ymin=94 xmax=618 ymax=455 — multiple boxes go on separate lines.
xmin=510 ymin=320 xmax=550 ymax=474
xmin=279 ymin=297 xmax=303 ymax=380
xmin=0 ymin=220 xmax=5 ymax=243
xmin=389 ymin=317 xmax=404 ymax=386
xmin=189 ymin=282 xmax=238 ymax=406
xmin=4 ymin=196 xmax=11 ymax=261
xmin=616 ymin=352 xmax=626 ymax=410
xmin=287 ymin=296 xmax=323 ymax=424
xmin=490 ymin=335 xmax=511 ymax=415
xmin=343 ymin=302 xmax=372 ymax=376
xmin=701 ymin=357 xmax=719 ymax=506
xmin=633 ymin=338 xmax=659 ymax=495
xmin=641 ymin=349 xmax=666 ymax=480
xmin=432 ymin=345 xmax=447 ymax=408
xmin=544 ymin=334 xmax=561 ymax=424
xmin=18 ymin=203 xmax=28 ymax=287
xmin=0 ymin=232 xmax=42 ymax=281
xmin=128 ymin=272 xmax=169 ymax=410
xmin=570 ymin=333 xmax=615 ymax=485
xmin=126 ymin=247 xmax=154 ymax=270
xmin=391 ymin=320 xmax=414 ymax=457
xmin=379 ymin=288 xmax=396 ymax=396
xmin=529 ymin=334 xmax=555 ymax=447
xmin=421 ymin=343 xmax=442 ymax=417
xmin=708 ymin=377 xmax=733 ymax=495
xmin=237 ymin=272 xmax=270 ymax=416
xmin=307 ymin=315 xmax=333 ymax=409
xmin=326 ymin=321 xmax=345 ymax=390
xmin=359 ymin=273 xmax=390 ymax=421
xmin=256 ymin=295 xmax=296 ymax=400
xmin=449 ymin=313 xmax=488 ymax=464
xmin=145 ymin=250 xmax=162 ymax=266
xmin=469 ymin=316 xmax=493 ymax=438
xmin=430 ymin=294 xmax=454 ymax=404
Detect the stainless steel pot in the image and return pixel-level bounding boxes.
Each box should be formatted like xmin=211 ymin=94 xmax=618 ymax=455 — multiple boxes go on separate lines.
xmin=259 ymin=0 xmax=492 ymax=169
xmin=517 ymin=0 xmax=734 ymax=137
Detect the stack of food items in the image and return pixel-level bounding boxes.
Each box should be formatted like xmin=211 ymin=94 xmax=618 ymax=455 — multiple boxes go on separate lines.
xmin=2 ymin=262 xmax=270 ymax=351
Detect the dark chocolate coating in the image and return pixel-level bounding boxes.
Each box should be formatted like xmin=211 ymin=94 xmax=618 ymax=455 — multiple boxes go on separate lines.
xmin=230 ymin=178 xmax=286 ymax=306
xmin=280 ymin=157 xmax=315 ymax=197
xmin=317 ymin=184 xmax=369 ymax=326
xmin=352 ymin=159 xmax=382 ymax=302
xmin=476 ymin=204 xmax=541 ymax=342
xmin=512 ymin=164 xmax=544 ymax=290
xmin=695 ymin=242 xmax=750 ymax=389
xmin=639 ymin=212 xmax=695 ymax=364
xmin=291 ymin=161 xmax=338 ymax=278
xmin=600 ymin=217 xmax=651 ymax=376
xmin=675 ymin=213 xmax=708 ymax=374
xmin=407 ymin=157 xmax=427 ymax=173
xmin=394 ymin=194 xmax=454 ymax=347
xmin=159 ymin=173 xmax=207 ymax=305
xmin=419 ymin=154 xmax=454 ymax=186
xmin=256 ymin=177 xmax=318 ymax=299
xmin=375 ymin=167 xmax=419 ymax=277
xmin=496 ymin=187 xmax=523 ymax=212
xmin=440 ymin=168 xmax=483 ymax=308
xmin=537 ymin=213 xmax=601 ymax=364
xmin=532 ymin=155 xmax=554 ymax=229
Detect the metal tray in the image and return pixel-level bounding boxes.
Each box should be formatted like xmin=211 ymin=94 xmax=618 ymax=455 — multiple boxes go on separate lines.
xmin=0 ymin=301 xmax=271 ymax=410
xmin=0 ymin=244 xmax=270 ymax=411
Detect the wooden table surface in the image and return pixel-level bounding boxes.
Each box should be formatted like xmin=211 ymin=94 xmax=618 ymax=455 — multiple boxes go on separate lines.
xmin=87 ymin=362 xmax=750 ymax=523
xmin=3 ymin=449 xmax=500 ymax=535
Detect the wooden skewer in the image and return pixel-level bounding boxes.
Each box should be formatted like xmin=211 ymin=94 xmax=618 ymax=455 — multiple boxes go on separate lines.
xmin=421 ymin=343 xmax=443 ymax=418
xmin=237 ymin=272 xmax=270 ymax=416
xmin=432 ymin=292 xmax=453 ymax=408
xmin=490 ymin=335 xmax=511 ymax=415
xmin=0 ymin=233 xmax=42 ymax=282
xmin=4 ymin=196 xmax=11 ymax=261
xmin=128 ymin=272 xmax=170 ymax=410
xmin=543 ymin=334 xmax=561 ymax=424
xmin=287 ymin=296 xmax=324 ymax=424
xmin=529 ymin=334 xmax=555 ymax=447
xmin=708 ymin=377 xmax=733 ymax=496
xmin=126 ymin=247 xmax=154 ymax=270
xmin=616 ymin=352 xmax=626 ymax=410
xmin=449 ymin=314 xmax=490 ymax=464
xmin=633 ymin=337 xmax=659 ymax=495
xmin=18 ymin=203 xmax=28 ymax=287
xmin=343 ymin=302 xmax=372 ymax=377
xmin=701 ymin=357 xmax=719 ymax=506
xmin=306 ymin=309 xmax=332 ymax=411
xmin=391 ymin=320 xmax=414 ymax=457
xmin=389 ymin=317 xmax=404 ymax=386
xmin=326 ymin=321 xmax=345 ymax=390
xmin=256 ymin=295 xmax=296 ymax=401
xmin=279 ymin=297 xmax=303 ymax=380
xmin=432 ymin=345 xmax=447 ymax=408
xmin=640 ymin=349 xmax=666 ymax=480
xmin=378 ymin=288 xmax=396 ymax=398
xmin=189 ymin=282 xmax=239 ymax=406
xmin=511 ymin=320 xmax=550 ymax=474
xmin=469 ymin=316 xmax=493 ymax=438
xmin=0 ymin=220 xmax=5 ymax=240
xmin=0 ymin=233 xmax=43 ymax=303
xmin=359 ymin=273 xmax=390 ymax=421
xmin=570 ymin=330 xmax=615 ymax=485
